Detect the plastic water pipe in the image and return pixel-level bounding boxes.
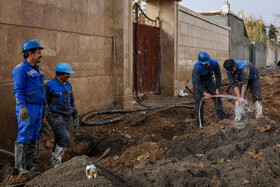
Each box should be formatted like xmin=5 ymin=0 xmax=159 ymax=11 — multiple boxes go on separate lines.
xmin=198 ymin=95 xmax=238 ymax=128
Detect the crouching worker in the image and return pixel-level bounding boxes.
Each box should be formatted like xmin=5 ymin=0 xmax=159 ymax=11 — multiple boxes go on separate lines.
xmin=11 ymin=40 xmax=48 ymax=174
xmin=223 ymin=59 xmax=262 ymax=121
xmin=45 ymin=62 xmax=79 ymax=168
xmin=192 ymin=51 xmax=227 ymax=126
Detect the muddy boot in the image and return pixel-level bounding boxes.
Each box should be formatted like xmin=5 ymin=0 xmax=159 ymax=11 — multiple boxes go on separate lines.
xmin=26 ymin=141 xmax=38 ymax=169
xmin=51 ymin=145 xmax=64 ymax=168
xmin=255 ymin=101 xmax=262 ymax=119
xmin=15 ymin=142 xmax=27 ymax=174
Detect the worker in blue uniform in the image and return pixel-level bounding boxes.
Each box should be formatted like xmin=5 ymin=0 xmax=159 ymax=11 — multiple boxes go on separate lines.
xmin=11 ymin=39 xmax=49 ymax=174
xmin=45 ymin=62 xmax=78 ymax=168
xmin=223 ymin=59 xmax=262 ymax=121
xmin=192 ymin=51 xmax=227 ymax=126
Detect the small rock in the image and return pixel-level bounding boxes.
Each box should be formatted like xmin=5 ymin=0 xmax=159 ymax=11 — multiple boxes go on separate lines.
xmin=241 ymin=179 xmax=250 ymax=185
xmin=257 ymin=125 xmax=271 ymax=132
xmin=196 ymin=154 xmax=204 ymax=157
xmin=125 ymin=134 xmax=131 ymax=139
xmin=198 ymin=162 xmax=204 ymax=168
xmin=45 ymin=141 xmax=53 ymax=149
xmin=172 ymin=136 xmax=178 ymax=140
xmin=137 ymin=152 xmax=150 ymax=161
xmin=113 ymin=155 xmax=119 ymax=160
xmin=219 ymin=158 xmax=225 ymax=163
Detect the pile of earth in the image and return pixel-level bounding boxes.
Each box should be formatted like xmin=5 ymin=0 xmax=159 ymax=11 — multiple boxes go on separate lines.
xmin=26 ymin=117 xmax=280 ymax=186
xmin=1 ymin=68 xmax=280 ymax=186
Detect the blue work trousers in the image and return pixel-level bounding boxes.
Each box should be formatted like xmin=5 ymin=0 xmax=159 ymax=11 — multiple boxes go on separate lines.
xmin=15 ymin=103 xmax=43 ymax=143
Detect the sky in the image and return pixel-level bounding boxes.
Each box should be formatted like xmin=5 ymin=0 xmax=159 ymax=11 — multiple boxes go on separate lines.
xmin=179 ymin=0 xmax=280 ymax=25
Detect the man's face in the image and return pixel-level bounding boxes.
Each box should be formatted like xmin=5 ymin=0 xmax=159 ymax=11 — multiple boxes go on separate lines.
xmin=59 ymin=73 xmax=71 ymax=82
xmin=29 ymin=49 xmax=42 ymax=64
xmin=230 ymin=65 xmax=237 ymax=74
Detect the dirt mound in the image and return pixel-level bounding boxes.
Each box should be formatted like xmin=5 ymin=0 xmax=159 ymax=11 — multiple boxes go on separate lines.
xmin=26 ymin=117 xmax=280 ymax=186
xmin=1 ymin=71 xmax=280 ymax=186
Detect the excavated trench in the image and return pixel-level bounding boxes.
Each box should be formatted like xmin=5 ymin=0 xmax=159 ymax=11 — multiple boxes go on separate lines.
xmin=1 ymin=68 xmax=280 ymax=186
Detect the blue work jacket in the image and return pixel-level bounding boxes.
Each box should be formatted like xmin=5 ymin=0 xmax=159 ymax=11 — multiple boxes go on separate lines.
xmin=192 ymin=58 xmax=222 ymax=94
xmin=11 ymin=60 xmax=46 ymax=109
xmin=226 ymin=61 xmax=257 ymax=87
xmin=45 ymin=77 xmax=78 ymax=118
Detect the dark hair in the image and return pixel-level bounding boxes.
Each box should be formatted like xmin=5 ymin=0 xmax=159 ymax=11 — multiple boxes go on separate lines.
xmin=23 ymin=48 xmax=37 ymax=59
xmin=56 ymin=71 xmax=66 ymax=76
xmin=223 ymin=59 xmax=236 ymax=71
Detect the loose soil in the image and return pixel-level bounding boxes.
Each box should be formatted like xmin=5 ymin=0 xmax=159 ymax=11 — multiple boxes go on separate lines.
xmin=1 ymin=68 xmax=280 ymax=186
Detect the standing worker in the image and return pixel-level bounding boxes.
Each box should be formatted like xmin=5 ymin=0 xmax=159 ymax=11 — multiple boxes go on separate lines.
xmin=45 ymin=62 xmax=78 ymax=168
xmin=192 ymin=51 xmax=227 ymax=126
xmin=223 ymin=59 xmax=262 ymax=121
xmin=11 ymin=39 xmax=49 ymax=174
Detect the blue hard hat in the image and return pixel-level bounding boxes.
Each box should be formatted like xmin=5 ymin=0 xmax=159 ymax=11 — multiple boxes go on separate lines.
xmin=198 ymin=51 xmax=210 ymax=64
xmin=55 ymin=62 xmax=75 ymax=74
xmin=22 ymin=39 xmax=44 ymax=52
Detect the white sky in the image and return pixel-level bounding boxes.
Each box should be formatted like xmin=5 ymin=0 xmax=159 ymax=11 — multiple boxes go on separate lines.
xmin=179 ymin=0 xmax=280 ymax=25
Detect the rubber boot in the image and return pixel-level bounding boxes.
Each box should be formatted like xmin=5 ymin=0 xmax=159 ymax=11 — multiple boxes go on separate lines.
xmin=15 ymin=143 xmax=27 ymax=174
xmin=51 ymin=145 xmax=64 ymax=168
xmin=255 ymin=101 xmax=262 ymax=119
xmin=26 ymin=141 xmax=38 ymax=169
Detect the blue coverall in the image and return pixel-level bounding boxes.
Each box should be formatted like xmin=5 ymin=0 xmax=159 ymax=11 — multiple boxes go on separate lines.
xmin=226 ymin=61 xmax=262 ymax=102
xmin=11 ymin=60 xmax=46 ymax=143
xmin=45 ymin=77 xmax=78 ymax=148
xmin=192 ymin=58 xmax=226 ymax=124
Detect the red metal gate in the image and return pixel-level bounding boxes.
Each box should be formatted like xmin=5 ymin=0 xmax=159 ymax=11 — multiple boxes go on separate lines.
xmin=133 ymin=3 xmax=161 ymax=98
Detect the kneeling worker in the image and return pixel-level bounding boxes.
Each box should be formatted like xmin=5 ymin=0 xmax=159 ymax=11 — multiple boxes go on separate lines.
xmin=223 ymin=59 xmax=262 ymax=121
xmin=45 ymin=62 xmax=79 ymax=168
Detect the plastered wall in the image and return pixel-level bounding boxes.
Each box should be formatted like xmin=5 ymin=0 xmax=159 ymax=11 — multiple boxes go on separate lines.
xmin=0 ymin=0 xmax=133 ymax=151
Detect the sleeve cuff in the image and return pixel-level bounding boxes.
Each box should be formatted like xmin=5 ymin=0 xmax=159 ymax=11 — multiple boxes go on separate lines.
xmin=18 ymin=103 xmax=26 ymax=109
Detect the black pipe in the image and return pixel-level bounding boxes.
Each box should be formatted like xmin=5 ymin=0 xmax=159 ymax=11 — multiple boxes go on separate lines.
xmin=220 ymin=83 xmax=230 ymax=86
xmin=81 ymin=104 xmax=194 ymax=127
xmin=185 ymin=86 xmax=193 ymax=94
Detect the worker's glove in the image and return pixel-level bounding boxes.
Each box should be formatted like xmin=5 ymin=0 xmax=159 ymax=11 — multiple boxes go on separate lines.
xmin=73 ymin=118 xmax=79 ymax=129
xmin=43 ymin=105 xmax=49 ymax=118
xmin=19 ymin=106 xmax=29 ymax=122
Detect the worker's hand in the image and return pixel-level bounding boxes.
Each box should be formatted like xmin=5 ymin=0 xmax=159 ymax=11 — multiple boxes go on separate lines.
xmin=237 ymin=97 xmax=247 ymax=106
xmin=74 ymin=118 xmax=79 ymax=129
xmin=19 ymin=106 xmax=29 ymax=122
xmin=215 ymin=89 xmax=219 ymax=95
xmin=43 ymin=105 xmax=49 ymax=118
xmin=204 ymin=92 xmax=212 ymax=99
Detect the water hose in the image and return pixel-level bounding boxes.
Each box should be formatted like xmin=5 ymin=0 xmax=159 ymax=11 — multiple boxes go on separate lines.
xmin=198 ymin=94 xmax=238 ymax=128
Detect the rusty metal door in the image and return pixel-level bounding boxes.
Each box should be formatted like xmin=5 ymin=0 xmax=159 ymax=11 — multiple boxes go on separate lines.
xmin=133 ymin=23 xmax=161 ymax=97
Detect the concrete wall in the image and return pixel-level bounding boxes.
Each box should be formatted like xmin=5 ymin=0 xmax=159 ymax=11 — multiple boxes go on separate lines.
xmin=252 ymin=42 xmax=266 ymax=68
xmin=266 ymin=42 xmax=280 ymax=67
xmin=0 ymin=0 xmax=133 ymax=151
xmin=277 ymin=45 xmax=280 ymax=65
xmin=228 ymin=14 xmax=250 ymax=61
xmin=177 ymin=6 xmax=230 ymax=93
xmin=201 ymin=13 xmax=250 ymax=62
xmin=200 ymin=13 xmax=228 ymax=26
